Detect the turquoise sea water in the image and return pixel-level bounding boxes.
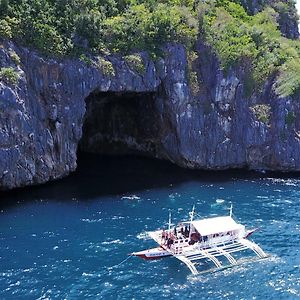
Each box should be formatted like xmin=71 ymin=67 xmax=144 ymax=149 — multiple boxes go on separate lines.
xmin=0 ymin=154 xmax=300 ymax=299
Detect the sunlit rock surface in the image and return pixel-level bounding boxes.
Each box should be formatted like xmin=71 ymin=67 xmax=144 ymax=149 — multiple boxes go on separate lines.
xmin=1 ymin=38 xmax=300 ymax=190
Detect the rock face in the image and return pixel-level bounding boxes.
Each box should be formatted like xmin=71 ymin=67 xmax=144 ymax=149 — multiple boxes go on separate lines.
xmin=0 ymin=42 xmax=160 ymax=190
xmin=1 ymin=38 xmax=300 ymax=190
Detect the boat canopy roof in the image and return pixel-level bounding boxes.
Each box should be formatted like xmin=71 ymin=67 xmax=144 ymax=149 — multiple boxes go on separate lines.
xmin=191 ymin=216 xmax=243 ymax=236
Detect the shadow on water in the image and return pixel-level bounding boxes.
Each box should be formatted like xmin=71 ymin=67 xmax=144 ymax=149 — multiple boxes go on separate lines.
xmin=1 ymin=152 xmax=300 ymax=210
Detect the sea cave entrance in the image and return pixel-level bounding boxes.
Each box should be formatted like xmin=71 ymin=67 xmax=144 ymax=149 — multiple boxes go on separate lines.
xmin=79 ymin=90 xmax=161 ymax=156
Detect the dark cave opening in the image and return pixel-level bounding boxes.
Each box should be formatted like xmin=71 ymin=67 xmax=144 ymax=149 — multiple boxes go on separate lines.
xmin=79 ymin=91 xmax=161 ymax=156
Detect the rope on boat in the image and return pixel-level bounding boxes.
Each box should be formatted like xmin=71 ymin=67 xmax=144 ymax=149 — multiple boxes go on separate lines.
xmin=108 ymin=254 xmax=134 ymax=270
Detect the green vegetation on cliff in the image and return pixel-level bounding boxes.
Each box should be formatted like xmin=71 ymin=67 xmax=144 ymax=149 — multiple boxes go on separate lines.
xmin=200 ymin=1 xmax=300 ymax=97
xmin=0 ymin=66 xmax=19 ymax=85
xmin=0 ymin=0 xmax=198 ymax=56
xmin=0 ymin=0 xmax=299 ymax=97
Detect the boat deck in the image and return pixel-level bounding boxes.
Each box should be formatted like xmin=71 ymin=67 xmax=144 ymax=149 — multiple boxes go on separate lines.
xmin=148 ymin=230 xmax=268 ymax=275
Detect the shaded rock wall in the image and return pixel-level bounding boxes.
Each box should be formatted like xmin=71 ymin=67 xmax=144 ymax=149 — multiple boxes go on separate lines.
xmin=1 ymin=39 xmax=300 ymax=190
xmin=80 ymin=91 xmax=161 ymax=156
xmin=0 ymin=42 xmax=160 ymax=189
xmin=164 ymin=41 xmax=300 ymax=170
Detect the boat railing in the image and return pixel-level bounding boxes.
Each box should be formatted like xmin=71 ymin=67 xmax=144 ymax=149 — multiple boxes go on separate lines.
xmin=204 ymin=235 xmax=237 ymax=247
xmin=171 ymin=234 xmax=240 ymax=255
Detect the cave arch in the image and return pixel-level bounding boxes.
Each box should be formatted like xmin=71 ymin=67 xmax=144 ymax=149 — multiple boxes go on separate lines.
xmin=80 ymin=90 xmax=162 ymax=156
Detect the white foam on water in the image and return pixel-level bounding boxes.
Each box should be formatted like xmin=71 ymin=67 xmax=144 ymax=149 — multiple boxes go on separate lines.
xmin=136 ymin=232 xmax=150 ymax=240
xmin=266 ymin=178 xmax=300 ymax=186
xmin=80 ymin=218 xmax=102 ymax=223
xmin=102 ymin=239 xmax=123 ymax=245
xmin=82 ymin=272 xmax=94 ymax=277
xmin=22 ymin=268 xmax=34 ymax=273
xmin=121 ymin=195 xmax=140 ymax=200
xmin=9 ymin=281 xmax=20 ymax=287
xmin=216 ymin=199 xmax=225 ymax=204
xmin=111 ymin=216 xmax=125 ymax=220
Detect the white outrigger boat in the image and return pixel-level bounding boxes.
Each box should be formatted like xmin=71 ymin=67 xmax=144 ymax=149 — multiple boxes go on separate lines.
xmin=132 ymin=206 xmax=268 ymax=275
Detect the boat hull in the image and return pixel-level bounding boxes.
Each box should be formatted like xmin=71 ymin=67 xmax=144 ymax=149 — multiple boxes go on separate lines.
xmin=132 ymin=247 xmax=171 ymax=260
xmin=244 ymin=228 xmax=258 ymax=238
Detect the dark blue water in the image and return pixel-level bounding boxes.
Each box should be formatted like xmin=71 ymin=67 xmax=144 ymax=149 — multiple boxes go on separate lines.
xmin=0 ymin=154 xmax=299 ymax=299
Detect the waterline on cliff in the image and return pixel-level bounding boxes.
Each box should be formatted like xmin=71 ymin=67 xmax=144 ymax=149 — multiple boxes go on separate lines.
xmin=1 ymin=153 xmax=300 ymax=210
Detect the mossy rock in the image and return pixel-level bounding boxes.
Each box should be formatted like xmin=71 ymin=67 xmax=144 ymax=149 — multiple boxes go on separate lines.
xmin=0 ymin=67 xmax=19 ymax=85
xmin=94 ymin=57 xmax=115 ymax=77
xmin=124 ymin=54 xmax=145 ymax=74
xmin=250 ymin=104 xmax=271 ymax=124
xmin=9 ymin=50 xmax=20 ymax=65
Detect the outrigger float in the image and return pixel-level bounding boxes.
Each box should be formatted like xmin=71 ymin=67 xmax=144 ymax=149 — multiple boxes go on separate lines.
xmin=132 ymin=206 xmax=268 ymax=275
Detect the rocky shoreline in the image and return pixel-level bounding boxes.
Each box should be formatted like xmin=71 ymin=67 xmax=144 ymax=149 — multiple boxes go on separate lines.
xmin=0 ymin=39 xmax=300 ymax=190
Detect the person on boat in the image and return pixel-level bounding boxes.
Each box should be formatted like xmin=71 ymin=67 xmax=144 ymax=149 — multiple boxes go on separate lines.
xmin=193 ymin=231 xmax=201 ymax=241
xmin=161 ymin=230 xmax=166 ymax=241
xmin=180 ymin=227 xmax=184 ymax=235
xmin=165 ymin=232 xmax=169 ymax=241
xmin=174 ymin=227 xmax=177 ymax=237
xmin=189 ymin=239 xmax=196 ymax=245
xmin=167 ymin=237 xmax=173 ymax=248
xmin=184 ymin=226 xmax=189 ymax=237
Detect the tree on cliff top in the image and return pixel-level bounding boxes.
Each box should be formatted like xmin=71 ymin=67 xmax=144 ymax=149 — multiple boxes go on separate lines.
xmin=0 ymin=0 xmax=300 ymax=97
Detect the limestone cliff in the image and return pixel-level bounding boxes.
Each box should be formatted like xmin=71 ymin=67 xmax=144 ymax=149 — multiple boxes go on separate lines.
xmin=0 ymin=38 xmax=300 ymax=190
